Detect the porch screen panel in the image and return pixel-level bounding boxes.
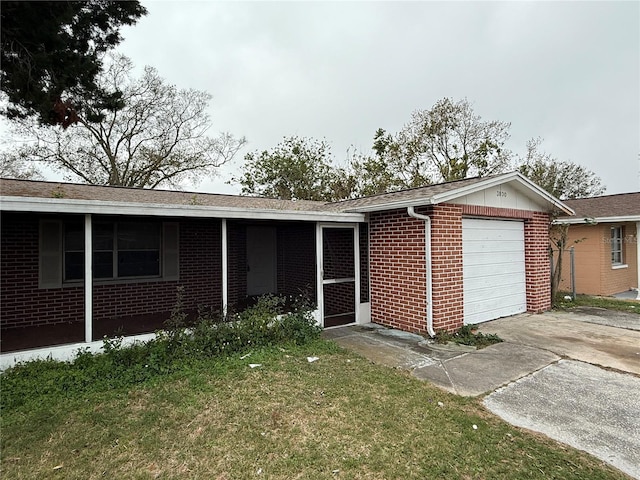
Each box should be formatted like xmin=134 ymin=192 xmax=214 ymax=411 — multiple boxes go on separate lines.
xmin=322 ymin=227 xmax=355 ymax=327
xmin=277 ymin=223 xmax=317 ymax=304
xmin=359 ymin=223 xmax=369 ymax=303
xmin=322 ymin=228 xmax=355 ymax=279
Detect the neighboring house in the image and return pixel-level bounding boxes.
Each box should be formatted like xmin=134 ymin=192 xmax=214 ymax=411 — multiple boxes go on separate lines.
xmin=0 ymin=172 xmax=571 ymax=366
xmin=556 ymin=193 xmax=640 ymax=298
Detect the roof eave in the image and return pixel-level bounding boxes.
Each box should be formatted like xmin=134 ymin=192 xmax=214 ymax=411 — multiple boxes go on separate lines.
xmin=0 ymin=196 xmax=365 ymax=223
xmin=554 ymin=215 xmax=640 ymax=225
xmin=342 ymin=197 xmax=437 ymax=213
xmin=431 ymin=172 xmax=574 ymax=215
xmin=344 ymin=172 xmax=574 ymax=215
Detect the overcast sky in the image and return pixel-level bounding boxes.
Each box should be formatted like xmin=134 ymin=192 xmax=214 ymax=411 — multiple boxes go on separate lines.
xmin=16 ymin=1 xmax=640 ymax=196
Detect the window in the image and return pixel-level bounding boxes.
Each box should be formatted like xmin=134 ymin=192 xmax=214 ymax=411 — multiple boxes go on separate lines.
xmin=64 ymin=222 xmax=84 ymax=281
xmin=611 ymin=226 xmax=623 ymax=265
xmin=41 ymin=219 xmax=179 ymax=288
xmin=64 ymin=221 xmax=161 ymax=280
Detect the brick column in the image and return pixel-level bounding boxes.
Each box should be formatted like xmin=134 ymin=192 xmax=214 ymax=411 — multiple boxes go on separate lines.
xmin=525 ymin=211 xmax=552 ymax=312
xmin=429 ymin=204 xmax=464 ymax=332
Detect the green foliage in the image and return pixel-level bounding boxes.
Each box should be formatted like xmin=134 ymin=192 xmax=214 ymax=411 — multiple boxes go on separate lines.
xmin=434 ymin=324 xmax=503 ymax=349
xmin=235 ymin=136 xmax=344 ymax=201
xmin=385 ymin=97 xmax=512 ymax=185
xmin=1 ymin=1 xmax=147 ymax=126
xmin=518 ymin=137 xmax=605 ymax=200
xmin=1 ymin=295 xmax=321 ymax=412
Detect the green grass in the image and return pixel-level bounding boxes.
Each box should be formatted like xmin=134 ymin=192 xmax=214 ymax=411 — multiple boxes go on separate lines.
xmin=1 ymin=340 xmax=627 ymax=479
xmin=555 ymin=292 xmax=639 ymax=314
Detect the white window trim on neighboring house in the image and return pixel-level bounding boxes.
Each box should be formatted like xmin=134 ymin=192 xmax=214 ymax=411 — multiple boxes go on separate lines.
xmin=610 ymin=226 xmax=626 ymax=268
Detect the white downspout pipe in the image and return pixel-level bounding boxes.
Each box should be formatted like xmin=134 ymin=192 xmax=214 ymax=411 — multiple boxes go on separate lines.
xmin=221 ymin=219 xmax=228 ymax=315
xmin=407 ymin=206 xmax=435 ymax=337
xmin=636 ymin=222 xmax=640 ymax=300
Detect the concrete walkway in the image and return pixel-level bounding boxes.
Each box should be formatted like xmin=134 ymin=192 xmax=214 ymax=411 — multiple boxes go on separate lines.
xmin=323 ymin=310 xmax=640 ymax=479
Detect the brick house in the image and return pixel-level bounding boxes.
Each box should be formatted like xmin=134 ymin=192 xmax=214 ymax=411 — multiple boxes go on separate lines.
xmin=556 ymin=193 xmax=639 ymax=298
xmin=0 ymin=172 xmax=571 ymax=366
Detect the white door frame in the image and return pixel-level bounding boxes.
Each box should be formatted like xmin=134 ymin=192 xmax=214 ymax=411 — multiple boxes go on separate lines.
xmin=315 ymin=223 xmax=360 ymax=327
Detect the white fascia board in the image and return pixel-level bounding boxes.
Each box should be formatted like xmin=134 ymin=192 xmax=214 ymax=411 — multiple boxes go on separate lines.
xmin=430 ymin=172 xmax=574 ymax=215
xmin=0 ymin=196 xmax=364 ymax=223
xmin=554 ymin=215 xmax=640 ymax=225
xmin=344 ymin=172 xmax=574 ymax=215
xmin=343 ymin=197 xmax=436 ymax=213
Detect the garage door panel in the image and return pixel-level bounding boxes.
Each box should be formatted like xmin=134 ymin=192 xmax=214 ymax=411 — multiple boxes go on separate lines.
xmin=464 ymin=260 xmax=525 ymax=277
xmin=464 ymin=299 xmax=527 ymax=324
xmin=463 ymin=219 xmax=526 ymax=325
xmin=465 ymin=280 xmax=527 ymax=298
xmin=463 ymin=230 xmax=524 ymax=244
xmin=464 ymin=244 xmax=524 ymax=257
xmin=464 ymin=251 xmax=525 ymax=266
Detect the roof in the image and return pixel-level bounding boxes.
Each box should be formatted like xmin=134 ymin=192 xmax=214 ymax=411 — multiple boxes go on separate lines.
xmin=0 ymin=171 xmax=572 ymax=220
xmin=331 ymin=171 xmax=572 ymax=214
xmin=0 ymin=178 xmax=327 ymax=211
xmin=0 ymin=178 xmax=362 ymax=223
xmin=559 ymin=192 xmax=640 ymax=224
xmin=329 ymin=176 xmax=490 ymax=211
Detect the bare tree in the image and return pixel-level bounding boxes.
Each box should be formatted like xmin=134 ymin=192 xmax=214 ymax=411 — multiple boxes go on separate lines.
xmin=7 ymin=55 xmax=246 ymax=188
xmin=0 ymin=151 xmax=43 ymax=180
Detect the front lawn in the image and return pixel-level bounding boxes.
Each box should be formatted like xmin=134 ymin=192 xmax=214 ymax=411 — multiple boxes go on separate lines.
xmin=1 ymin=341 xmax=626 ymax=479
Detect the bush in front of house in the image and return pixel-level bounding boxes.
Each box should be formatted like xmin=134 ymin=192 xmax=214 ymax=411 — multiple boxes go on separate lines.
xmin=1 ymin=294 xmax=321 ymax=411
xmin=434 ymin=324 xmax=503 ymax=349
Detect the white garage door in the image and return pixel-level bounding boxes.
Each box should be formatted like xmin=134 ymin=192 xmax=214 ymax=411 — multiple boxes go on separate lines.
xmin=462 ymin=218 xmax=526 ymax=325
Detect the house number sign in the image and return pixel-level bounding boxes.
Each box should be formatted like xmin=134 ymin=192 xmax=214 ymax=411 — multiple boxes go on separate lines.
xmin=496 ymin=189 xmax=507 ymax=197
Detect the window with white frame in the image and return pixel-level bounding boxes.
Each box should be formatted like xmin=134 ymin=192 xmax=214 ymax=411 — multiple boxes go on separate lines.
xmin=611 ymin=226 xmax=623 ymax=265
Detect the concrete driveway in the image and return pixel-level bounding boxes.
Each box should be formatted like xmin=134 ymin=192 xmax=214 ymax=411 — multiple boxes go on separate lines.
xmin=477 ymin=310 xmax=640 ymax=479
xmin=324 ymin=308 xmax=640 ymax=478
xmin=477 ymin=310 xmax=640 ymax=375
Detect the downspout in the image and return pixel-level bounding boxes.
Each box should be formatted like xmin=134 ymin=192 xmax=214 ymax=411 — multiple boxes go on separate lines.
xmin=636 ymin=222 xmax=640 ymax=300
xmin=407 ymin=206 xmax=435 ymax=337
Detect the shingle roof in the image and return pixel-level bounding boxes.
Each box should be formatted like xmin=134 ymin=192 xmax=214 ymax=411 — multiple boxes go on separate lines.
xmin=561 ymin=192 xmax=640 ymax=220
xmin=327 ymin=175 xmax=492 ymax=211
xmin=1 ymin=172 xmax=568 ymax=216
xmin=0 ymin=178 xmax=329 ymax=212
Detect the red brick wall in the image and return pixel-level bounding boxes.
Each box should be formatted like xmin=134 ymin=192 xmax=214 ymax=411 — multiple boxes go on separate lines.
xmin=1 ymin=212 xmax=84 ymax=330
xmin=369 ymin=209 xmax=427 ymax=333
xmin=1 ymin=213 xmax=223 ymax=335
xmin=368 ymin=204 xmax=552 ymax=335
xmin=524 ymin=211 xmax=552 ymax=312
xmin=92 ymin=218 xmax=223 ymax=332
xmin=429 ymin=204 xmax=464 ymax=332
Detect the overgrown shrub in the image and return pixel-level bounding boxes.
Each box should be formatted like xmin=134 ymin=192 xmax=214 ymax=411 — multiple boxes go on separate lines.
xmin=1 ymin=293 xmax=321 ymax=411
xmin=434 ymin=324 xmax=503 ymax=349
